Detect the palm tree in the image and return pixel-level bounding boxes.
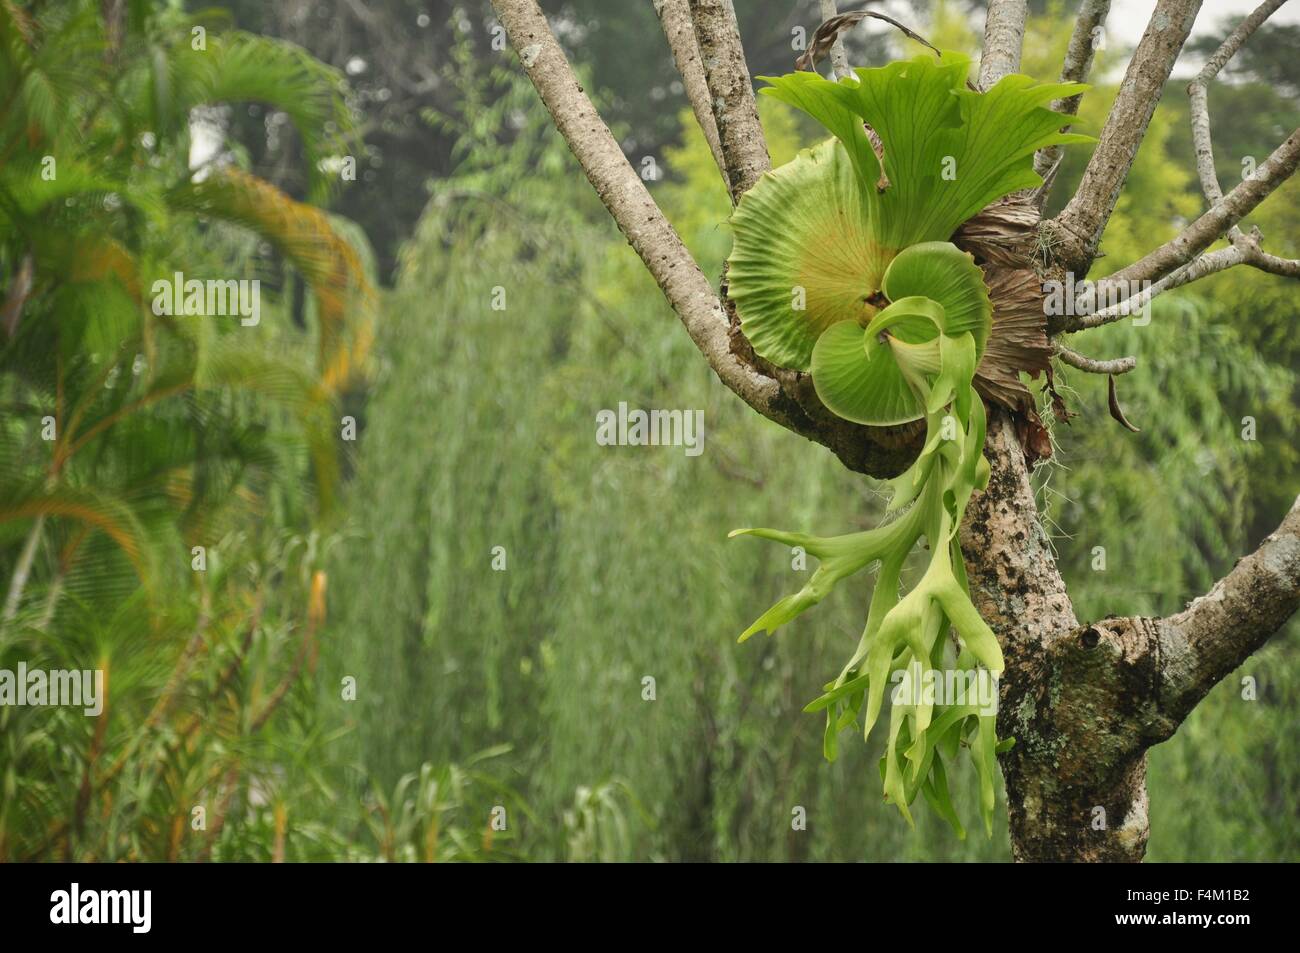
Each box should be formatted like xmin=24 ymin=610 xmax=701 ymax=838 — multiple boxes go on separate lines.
xmin=0 ymin=0 xmax=374 ymax=860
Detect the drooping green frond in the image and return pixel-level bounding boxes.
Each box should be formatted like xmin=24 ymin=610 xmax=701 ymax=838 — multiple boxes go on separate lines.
xmin=167 ymin=169 xmax=376 ymax=390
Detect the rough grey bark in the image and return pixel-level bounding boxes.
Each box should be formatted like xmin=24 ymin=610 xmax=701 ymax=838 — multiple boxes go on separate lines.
xmin=687 ymin=0 xmax=770 ymax=204
xmin=996 ymin=496 xmax=1300 ymax=861
xmin=957 ymin=410 xmax=1155 ymax=863
xmin=654 ymin=0 xmax=727 ymax=182
xmin=978 ymin=0 xmax=1027 ymax=89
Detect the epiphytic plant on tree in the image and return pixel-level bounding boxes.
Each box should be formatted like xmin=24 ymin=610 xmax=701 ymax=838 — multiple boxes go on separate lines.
xmin=493 ymin=0 xmax=1300 ymax=861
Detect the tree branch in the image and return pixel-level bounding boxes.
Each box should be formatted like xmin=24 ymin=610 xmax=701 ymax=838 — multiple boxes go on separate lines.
xmin=1048 ymin=0 xmax=1203 ymax=273
xmin=1179 ymin=1 xmax=1299 ymax=281
xmin=1245 ymin=242 xmax=1300 ymax=278
xmin=1034 ymin=0 xmax=1113 ymax=182
xmin=687 ymin=0 xmax=771 ymax=204
xmin=1059 ymin=232 xmax=1300 ymax=334
xmin=1053 ymin=246 xmax=1239 ymax=333
xmin=962 ymin=408 xmax=1083 ymax=859
xmin=978 ymin=0 xmax=1027 ymax=90
xmin=1100 ymin=128 xmax=1300 ymax=289
xmin=1187 ymin=0 xmax=1286 ymax=217
xmin=818 ymin=0 xmax=853 ymax=81
xmin=1152 ymin=495 xmax=1300 ymax=732
xmin=1054 ymin=343 xmax=1135 ymax=375
xmin=489 ymin=0 xmax=772 ymax=413
xmin=654 ymin=0 xmax=727 ymax=182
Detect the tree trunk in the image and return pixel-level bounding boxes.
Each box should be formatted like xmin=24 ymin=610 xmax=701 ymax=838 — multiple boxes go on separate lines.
xmin=960 ymin=409 xmax=1153 ymax=862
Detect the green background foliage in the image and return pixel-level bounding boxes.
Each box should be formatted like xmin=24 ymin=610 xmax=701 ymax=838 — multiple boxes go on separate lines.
xmin=2 ymin=0 xmax=1296 ymax=861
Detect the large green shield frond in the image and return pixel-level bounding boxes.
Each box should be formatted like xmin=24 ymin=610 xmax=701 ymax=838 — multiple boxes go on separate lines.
xmin=809 ymin=247 xmax=992 ymax=426
xmin=881 ymin=241 xmax=991 ymax=359
xmin=726 ymin=138 xmax=895 ymax=371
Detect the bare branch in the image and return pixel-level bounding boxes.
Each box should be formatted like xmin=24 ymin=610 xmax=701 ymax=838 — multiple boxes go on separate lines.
xmin=1034 ymin=0 xmax=1113 ymax=182
xmin=1183 ymin=1 xmax=1296 ymax=274
xmin=1055 ymin=246 xmax=1241 ymax=333
xmin=1059 ymin=234 xmax=1300 ymax=336
xmin=1192 ymin=0 xmax=1286 ymax=91
xmin=1151 ymin=495 xmax=1300 ymax=733
xmin=978 ymin=0 xmax=1028 ymax=90
xmin=1101 ymin=128 xmax=1300 ymax=288
xmin=1048 ymin=0 xmax=1203 ymax=273
xmin=818 ymin=0 xmax=852 ymax=81
xmin=1246 ymin=241 xmax=1300 ymax=278
xmin=688 ymin=0 xmax=771 ymax=204
xmin=1188 ymin=0 xmax=1286 ymax=212
xmin=1054 ymin=344 xmax=1135 ymax=375
xmin=1050 ymin=0 xmax=1297 ymax=305
xmin=654 ymin=0 xmax=727 ymax=181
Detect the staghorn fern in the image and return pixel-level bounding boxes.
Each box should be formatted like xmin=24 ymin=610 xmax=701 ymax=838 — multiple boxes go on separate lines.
xmin=726 ymin=52 xmax=1090 ymax=835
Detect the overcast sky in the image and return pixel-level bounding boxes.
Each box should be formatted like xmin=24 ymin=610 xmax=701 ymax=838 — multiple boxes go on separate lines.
xmin=1107 ymin=0 xmax=1299 ymax=69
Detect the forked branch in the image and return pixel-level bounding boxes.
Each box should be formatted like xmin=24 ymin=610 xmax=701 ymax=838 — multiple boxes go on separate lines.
xmin=1054 ymin=1 xmax=1299 ymax=332
xmin=1101 ymin=128 xmax=1300 ymax=290
xmin=490 ymin=0 xmax=919 ymax=477
xmin=1181 ymin=0 xmax=1300 ymax=280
